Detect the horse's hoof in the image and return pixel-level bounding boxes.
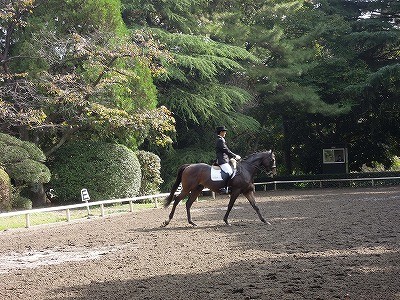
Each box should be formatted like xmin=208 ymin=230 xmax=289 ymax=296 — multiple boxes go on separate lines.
xmin=189 ymin=222 xmax=197 ymax=227
xmin=160 ymin=220 xmax=169 ymax=227
xmin=263 ymin=220 xmax=271 ymax=225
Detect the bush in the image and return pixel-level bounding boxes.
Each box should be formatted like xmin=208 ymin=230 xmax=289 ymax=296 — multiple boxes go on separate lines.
xmin=50 ymin=142 xmax=141 ymax=202
xmin=0 ymin=168 xmax=12 ymax=211
xmin=136 ymin=150 xmax=163 ymax=196
xmin=7 ymin=159 xmax=51 ymax=183
xmin=0 ymin=133 xmax=46 ymax=162
xmin=12 ymin=195 xmax=32 ymax=210
xmin=0 ymin=133 xmax=50 ymax=184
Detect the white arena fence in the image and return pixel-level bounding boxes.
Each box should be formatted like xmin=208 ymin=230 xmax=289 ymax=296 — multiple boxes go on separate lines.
xmin=255 ymin=176 xmax=400 ymax=191
xmin=1 ymin=176 xmax=399 ymax=229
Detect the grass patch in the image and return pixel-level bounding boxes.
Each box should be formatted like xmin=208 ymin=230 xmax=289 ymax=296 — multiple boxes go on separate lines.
xmin=0 ymin=202 xmax=156 ymax=231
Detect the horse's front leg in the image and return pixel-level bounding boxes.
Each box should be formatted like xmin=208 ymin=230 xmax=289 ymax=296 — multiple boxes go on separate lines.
xmin=244 ymin=191 xmax=270 ymax=225
xmin=223 ymin=190 xmax=241 ymax=226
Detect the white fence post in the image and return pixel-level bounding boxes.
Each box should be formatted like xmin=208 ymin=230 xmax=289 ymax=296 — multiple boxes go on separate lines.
xmin=100 ymin=204 xmax=105 ymax=217
xmin=25 ymin=213 xmax=30 ymax=228
xmin=66 ymin=209 xmax=71 ymax=222
xmin=129 ymin=201 xmax=133 ymax=212
xmin=154 ymin=197 xmax=158 ymax=208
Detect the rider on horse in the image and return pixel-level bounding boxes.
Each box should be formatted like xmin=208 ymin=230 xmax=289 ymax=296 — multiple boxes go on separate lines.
xmin=215 ymin=126 xmax=241 ymax=194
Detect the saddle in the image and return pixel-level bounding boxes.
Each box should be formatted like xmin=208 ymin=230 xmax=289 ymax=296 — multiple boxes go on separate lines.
xmin=212 ymin=158 xmax=237 ymax=169
xmin=211 ymin=159 xmax=237 ymax=181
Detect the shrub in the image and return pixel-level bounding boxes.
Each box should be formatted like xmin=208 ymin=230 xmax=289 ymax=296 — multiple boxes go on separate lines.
xmin=0 ymin=133 xmax=50 ymax=185
xmin=7 ymin=159 xmax=51 ymax=183
xmin=50 ymin=142 xmax=141 ymax=202
xmin=0 ymin=133 xmax=46 ymax=162
xmin=136 ymin=150 xmax=163 ymax=196
xmin=0 ymin=168 xmax=12 ymax=211
xmin=12 ymin=195 xmax=32 ymax=210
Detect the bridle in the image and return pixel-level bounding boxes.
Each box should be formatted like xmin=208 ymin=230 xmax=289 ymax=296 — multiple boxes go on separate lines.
xmin=240 ymin=152 xmax=276 ymax=176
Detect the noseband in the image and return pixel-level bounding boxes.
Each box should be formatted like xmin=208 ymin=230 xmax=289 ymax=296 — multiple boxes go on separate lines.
xmin=245 ymin=152 xmax=276 ymax=176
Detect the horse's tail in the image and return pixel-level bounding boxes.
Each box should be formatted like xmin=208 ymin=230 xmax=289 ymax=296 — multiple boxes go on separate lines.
xmin=164 ymin=164 xmax=190 ymax=208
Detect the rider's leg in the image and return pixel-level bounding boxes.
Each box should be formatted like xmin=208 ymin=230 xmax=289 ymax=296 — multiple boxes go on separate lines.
xmin=219 ymin=163 xmax=233 ymax=194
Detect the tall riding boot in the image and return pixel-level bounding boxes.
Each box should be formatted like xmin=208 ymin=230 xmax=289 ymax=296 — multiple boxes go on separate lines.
xmin=219 ymin=176 xmax=231 ymax=194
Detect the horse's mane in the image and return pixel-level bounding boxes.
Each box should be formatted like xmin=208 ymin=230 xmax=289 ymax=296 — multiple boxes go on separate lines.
xmin=236 ymin=150 xmax=272 ymax=173
xmin=241 ymin=150 xmax=272 ymax=162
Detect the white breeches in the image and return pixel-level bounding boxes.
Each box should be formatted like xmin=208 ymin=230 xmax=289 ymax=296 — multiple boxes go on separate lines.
xmin=219 ymin=163 xmax=233 ymax=176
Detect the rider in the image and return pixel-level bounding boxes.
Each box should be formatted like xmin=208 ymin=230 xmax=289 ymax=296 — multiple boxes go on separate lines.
xmin=215 ymin=126 xmax=241 ymax=194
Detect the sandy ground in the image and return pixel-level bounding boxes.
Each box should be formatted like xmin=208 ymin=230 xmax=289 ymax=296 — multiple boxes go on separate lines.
xmin=0 ymin=187 xmax=399 ymax=300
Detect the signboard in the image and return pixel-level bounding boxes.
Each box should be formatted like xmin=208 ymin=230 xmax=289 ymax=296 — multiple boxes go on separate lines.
xmin=322 ymin=146 xmax=348 ymax=174
xmin=81 ymin=188 xmax=90 ymax=202
xmin=323 ymin=148 xmax=346 ymax=163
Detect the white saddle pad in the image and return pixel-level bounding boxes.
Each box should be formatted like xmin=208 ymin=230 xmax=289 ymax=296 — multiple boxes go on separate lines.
xmin=211 ymin=167 xmax=223 ymax=181
xmin=210 ymin=167 xmax=236 ymax=181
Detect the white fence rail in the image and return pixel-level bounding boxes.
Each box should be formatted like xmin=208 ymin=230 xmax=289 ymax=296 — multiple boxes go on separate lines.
xmin=1 ymin=176 xmax=399 ymax=229
xmin=0 ymin=193 xmax=170 ymax=229
xmin=254 ymin=176 xmax=400 ymax=191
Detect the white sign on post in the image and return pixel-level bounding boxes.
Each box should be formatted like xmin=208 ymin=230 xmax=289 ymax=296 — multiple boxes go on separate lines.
xmin=81 ymin=188 xmax=91 ymax=218
xmin=81 ymin=188 xmax=90 ymax=202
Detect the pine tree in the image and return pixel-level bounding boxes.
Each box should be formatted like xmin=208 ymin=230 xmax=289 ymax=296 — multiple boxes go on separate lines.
xmin=122 ymin=0 xmax=261 ymax=153
xmin=309 ymin=0 xmax=400 ymax=170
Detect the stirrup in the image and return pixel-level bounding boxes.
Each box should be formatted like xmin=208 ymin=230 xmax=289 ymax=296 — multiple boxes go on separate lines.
xmin=219 ymin=187 xmax=230 ymax=194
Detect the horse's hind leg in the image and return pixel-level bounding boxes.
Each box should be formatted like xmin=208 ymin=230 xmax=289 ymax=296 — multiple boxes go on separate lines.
xmin=244 ymin=191 xmax=270 ymax=225
xmin=161 ymin=192 xmax=187 ymax=227
xmin=185 ymin=186 xmax=203 ymax=226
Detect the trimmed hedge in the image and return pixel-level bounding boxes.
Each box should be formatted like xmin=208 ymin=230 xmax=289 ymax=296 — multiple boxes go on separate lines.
xmin=136 ymin=150 xmax=163 ymax=196
xmin=12 ymin=196 xmax=32 ymax=210
xmin=0 ymin=168 xmax=12 ymax=211
xmin=0 ymin=133 xmax=50 ymax=184
xmin=50 ymin=142 xmax=141 ymax=203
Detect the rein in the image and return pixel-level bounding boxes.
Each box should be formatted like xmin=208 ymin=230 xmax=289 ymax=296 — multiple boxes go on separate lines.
xmin=239 ymin=153 xmax=274 ymax=176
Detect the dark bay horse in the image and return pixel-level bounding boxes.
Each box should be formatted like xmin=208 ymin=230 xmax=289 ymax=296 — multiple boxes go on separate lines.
xmin=161 ymin=150 xmax=276 ymax=227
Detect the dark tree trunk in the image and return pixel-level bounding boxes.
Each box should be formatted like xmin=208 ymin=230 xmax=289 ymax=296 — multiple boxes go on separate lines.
xmin=29 ymin=183 xmax=50 ymax=207
xmin=282 ymin=117 xmax=293 ymax=174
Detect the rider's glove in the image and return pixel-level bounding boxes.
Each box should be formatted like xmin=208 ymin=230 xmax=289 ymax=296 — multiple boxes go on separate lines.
xmin=235 ymin=155 xmax=241 ymax=160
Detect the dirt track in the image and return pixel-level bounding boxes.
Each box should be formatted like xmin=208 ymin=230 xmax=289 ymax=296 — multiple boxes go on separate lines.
xmin=0 ymin=187 xmax=399 ymax=300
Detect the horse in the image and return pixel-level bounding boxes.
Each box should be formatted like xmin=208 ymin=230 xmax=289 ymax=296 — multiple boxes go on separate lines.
xmin=161 ymin=150 xmax=276 ymax=227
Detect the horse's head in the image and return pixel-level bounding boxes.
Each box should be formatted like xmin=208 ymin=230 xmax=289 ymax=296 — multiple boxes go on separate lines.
xmin=261 ymin=150 xmax=277 ymax=176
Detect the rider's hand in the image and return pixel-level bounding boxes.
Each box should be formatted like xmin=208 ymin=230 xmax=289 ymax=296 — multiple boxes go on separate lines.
xmin=235 ymin=155 xmax=241 ymax=160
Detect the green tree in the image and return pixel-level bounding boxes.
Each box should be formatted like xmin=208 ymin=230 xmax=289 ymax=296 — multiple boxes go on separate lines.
xmin=1 ymin=0 xmax=175 ymax=202
xmin=209 ymin=0 xmax=354 ymax=173
xmin=298 ymin=0 xmax=400 ymax=171
xmin=1 ymin=0 xmax=174 ymax=151
xmin=122 ymin=0 xmax=262 ymax=187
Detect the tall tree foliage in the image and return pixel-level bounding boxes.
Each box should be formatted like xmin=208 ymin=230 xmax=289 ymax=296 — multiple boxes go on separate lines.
xmin=301 ymin=0 xmax=400 ymax=171
xmin=122 ymin=0 xmax=261 ymax=156
xmin=206 ymin=0 xmax=353 ymax=173
xmin=206 ymin=0 xmax=399 ymax=173
xmin=1 ymin=0 xmax=175 ymax=152
xmin=0 ymin=0 xmax=175 ymax=203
